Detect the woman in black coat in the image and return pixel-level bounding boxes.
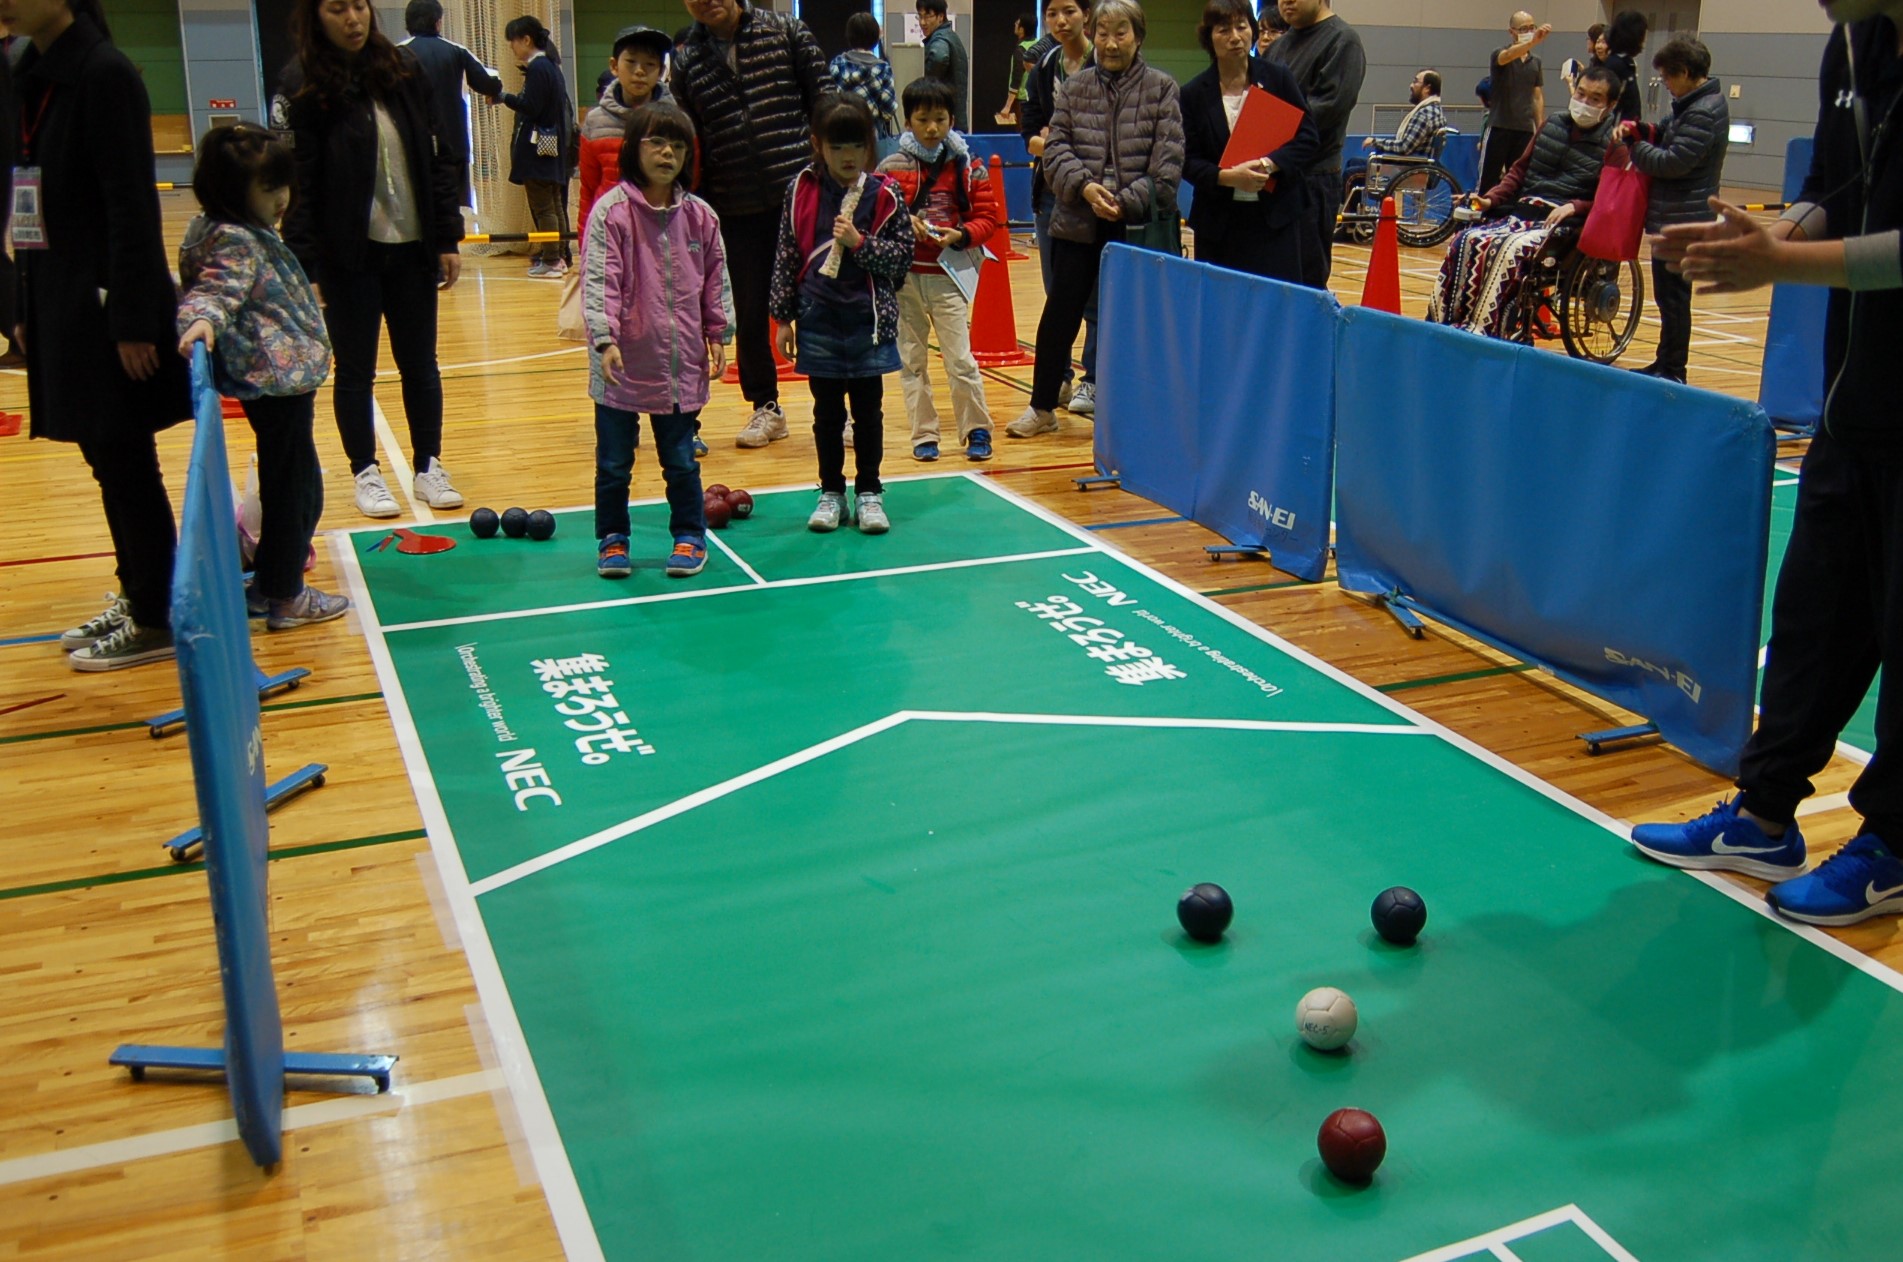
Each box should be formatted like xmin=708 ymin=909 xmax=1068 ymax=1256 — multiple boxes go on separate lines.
xmin=1180 ymin=0 xmax=1317 ymax=282
xmin=1603 ymin=9 xmax=1648 ymax=123
xmin=283 ymin=0 xmax=465 ymax=519
xmin=14 ymin=0 xmax=190 ymax=670
xmin=494 ymin=15 xmax=572 ymax=275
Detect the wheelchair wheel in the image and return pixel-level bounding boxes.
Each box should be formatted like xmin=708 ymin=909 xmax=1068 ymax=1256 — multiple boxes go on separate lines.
xmin=1386 ymin=164 xmax=1461 ymax=248
xmin=1336 ymin=173 xmax=1374 ymax=243
xmin=1557 ymin=253 xmax=1645 ymax=364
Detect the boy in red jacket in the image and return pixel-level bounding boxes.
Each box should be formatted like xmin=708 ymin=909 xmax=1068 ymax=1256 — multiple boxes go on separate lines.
xmin=876 ymin=77 xmax=1002 ymax=462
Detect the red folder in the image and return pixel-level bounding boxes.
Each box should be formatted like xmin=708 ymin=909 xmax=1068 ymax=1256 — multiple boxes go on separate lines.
xmin=1218 ymin=85 xmax=1306 ymax=187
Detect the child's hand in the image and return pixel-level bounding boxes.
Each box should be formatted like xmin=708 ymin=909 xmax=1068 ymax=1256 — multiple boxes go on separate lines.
xmin=177 ymin=319 xmax=215 ymax=359
xmin=776 ymin=322 xmax=797 ymax=361
xmin=833 ymin=214 xmax=863 ymax=250
xmin=600 ymin=343 xmax=624 ymax=386
xmin=707 ymin=338 xmax=726 ymax=380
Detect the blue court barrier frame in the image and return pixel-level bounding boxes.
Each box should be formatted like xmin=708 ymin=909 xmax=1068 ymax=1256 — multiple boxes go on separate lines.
xmin=1333 ymin=306 xmax=1774 ymax=775
xmin=1094 ymin=245 xmax=1337 ymax=582
xmin=1760 ymin=137 xmax=1825 ymax=431
xmin=111 ymin=349 xmax=393 ymax=1168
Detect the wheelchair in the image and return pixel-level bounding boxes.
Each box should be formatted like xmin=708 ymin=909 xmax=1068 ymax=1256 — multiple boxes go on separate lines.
xmin=1338 ymin=126 xmax=1463 ymax=249
xmin=1455 ymin=209 xmax=1646 ymax=365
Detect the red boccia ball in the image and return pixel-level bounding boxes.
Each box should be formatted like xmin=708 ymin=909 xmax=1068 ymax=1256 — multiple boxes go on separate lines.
xmin=1317 ymin=1108 xmax=1387 ymax=1182
xmin=703 ymin=496 xmax=733 ymax=529
xmin=725 ymin=489 xmax=754 ymax=520
xmin=705 ymin=483 xmax=732 ymax=498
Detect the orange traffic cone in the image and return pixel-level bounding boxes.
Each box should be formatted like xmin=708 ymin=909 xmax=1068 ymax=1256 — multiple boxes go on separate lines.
xmin=968 ymin=242 xmax=1036 ymax=367
xmin=986 ymin=154 xmax=1030 ymax=261
xmin=722 ymin=319 xmax=805 ymax=384
xmin=1359 ymin=195 xmax=1402 ymax=315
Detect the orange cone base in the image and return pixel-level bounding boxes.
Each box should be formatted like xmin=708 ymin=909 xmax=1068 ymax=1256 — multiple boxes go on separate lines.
xmin=971 ymin=346 xmax=1036 ymax=367
xmin=722 ymin=320 xmax=806 ymax=383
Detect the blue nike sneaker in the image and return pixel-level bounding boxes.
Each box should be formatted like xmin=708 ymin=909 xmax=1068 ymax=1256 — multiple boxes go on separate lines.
xmin=1767 ymin=834 xmax=1903 ymax=926
xmin=1630 ymin=798 xmax=1808 ymax=880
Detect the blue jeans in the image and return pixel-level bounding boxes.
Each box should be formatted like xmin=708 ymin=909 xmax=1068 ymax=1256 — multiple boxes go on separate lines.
xmin=1034 ymin=204 xmax=1098 ymax=384
xmin=594 ymin=404 xmax=705 ymax=542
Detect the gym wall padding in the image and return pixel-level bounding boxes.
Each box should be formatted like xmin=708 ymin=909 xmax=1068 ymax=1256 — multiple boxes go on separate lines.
xmin=1095 ymin=246 xmax=1338 ymax=583
xmin=1758 ymin=137 xmax=1826 ymax=430
xmin=1333 ymin=305 xmax=1774 ymax=776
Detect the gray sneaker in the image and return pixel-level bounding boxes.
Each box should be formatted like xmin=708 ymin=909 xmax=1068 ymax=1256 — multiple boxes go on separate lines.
xmin=1005 ymin=407 xmax=1060 ymax=438
xmin=855 ymin=492 xmax=889 ymax=534
xmin=808 ymin=490 xmax=846 ymax=532
xmin=736 ymin=402 xmax=789 ymax=448
xmin=267 ymin=585 xmax=352 ymax=631
xmin=60 ymin=592 xmax=130 ymax=651
xmin=70 ymin=620 xmax=175 ymax=671
xmin=1057 ymin=378 xmax=1075 ymax=410
xmin=354 ymin=465 xmax=401 ymax=518
xmin=413 ymin=458 xmax=463 ymax=509
xmin=1067 ymin=381 xmax=1097 ymax=416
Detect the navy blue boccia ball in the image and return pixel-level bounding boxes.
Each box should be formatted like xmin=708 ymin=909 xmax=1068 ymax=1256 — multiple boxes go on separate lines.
xmin=1371 ymin=886 xmax=1427 ymax=945
xmin=1177 ymin=883 xmax=1234 ymax=943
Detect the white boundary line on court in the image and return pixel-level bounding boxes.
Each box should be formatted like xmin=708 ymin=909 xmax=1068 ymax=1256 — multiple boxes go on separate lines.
xmin=0 ymin=1069 xmax=504 ymax=1189
xmin=704 ymin=528 xmax=767 ymax=584
xmin=961 ymin=471 xmax=1903 ymax=998
xmin=372 ymin=398 xmax=432 ymax=524
xmin=469 ymin=712 xmax=1432 ymax=897
xmin=1398 ymin=1203 xmax=1639 ymax=1262
xmin=336 ymin=537 xmax=606 ymax=1262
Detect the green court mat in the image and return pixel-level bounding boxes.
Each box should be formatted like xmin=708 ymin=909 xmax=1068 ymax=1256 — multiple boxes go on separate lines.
xmin=1764 ymin=478 xmax=1878 ymax=756
xmin=346 ymin=472 xmax=1903 ymax=1262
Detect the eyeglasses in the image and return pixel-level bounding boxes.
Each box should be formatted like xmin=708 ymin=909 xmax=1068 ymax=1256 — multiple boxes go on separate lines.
xmin=640 ymin=137 xmax=690 ymax=156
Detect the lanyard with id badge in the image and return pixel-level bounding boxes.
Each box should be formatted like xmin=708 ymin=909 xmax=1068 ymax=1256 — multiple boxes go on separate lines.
xmin=14 ymin=87 xmax=52 ymax=250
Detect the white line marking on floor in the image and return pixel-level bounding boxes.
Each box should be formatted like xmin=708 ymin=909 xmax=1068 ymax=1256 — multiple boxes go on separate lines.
xmin=372 ymin=398 xmax=432 ymax=524
xmin=377 ymin=344 xmax=588 ymax=379
xmin=1797 ymin=791 xmax=1855 ymax=818
xmin=705 ymin=529 xmax=767 ymax=584
xmin=0 ymin=1070 xmax=504 ymax=1188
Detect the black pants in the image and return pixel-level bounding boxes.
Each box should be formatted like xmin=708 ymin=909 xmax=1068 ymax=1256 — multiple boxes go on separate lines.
xmin=1480 ymin=127 xmax=1534 ymax=198
xmin=324 ymin=241 xmax=443 ymax=476
xmin=810 ymin=376 xmax=883 ymax=495
xmin=1198 ymin=216 xmax=1304 ymax=284
xmin=1033 ymin=226 xmax=1122 ymax=411
xmin=524 ymin=179 xmax=567 ymax=264
xmin=76 ymin=429 xmax=175 ymax=629
xmin=1650 ymin=257 xmax=1693 ymax=376
xmin=1298 ymin=168 xmax=1339 ymax=288
xmin=1738 ymin=432 xmax=1903 ymax=845
xmin=721 ymin=210 xmax=783 ymax=408
xmin=242 ymin=392 xmax=324 ymax=601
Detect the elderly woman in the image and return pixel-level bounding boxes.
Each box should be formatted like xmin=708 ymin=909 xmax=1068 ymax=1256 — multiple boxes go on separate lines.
xmin=1181 ymin=0 xmax=1316 ymax=280
xmin=1008 ymin=0 xmax=1183 ymax=439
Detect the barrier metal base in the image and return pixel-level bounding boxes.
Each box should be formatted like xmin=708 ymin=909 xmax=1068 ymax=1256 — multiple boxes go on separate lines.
xmin=145 ymin=664 xmax=310 ymax=738
xmin=1578 ymin=722 xmax=1660 ymax=756
xmin=164 ymin=763 xmax=327 ymax=863
xmin=111 ymin=1044 xmax=398 ymax=1094
xmin=1205 ymin=544 xmax=1271 ymax=562
xmin=1380 ymin=591 xmax=1427 ymax=639
xmin=1073 ymin=474 xmax=1121 ymax=491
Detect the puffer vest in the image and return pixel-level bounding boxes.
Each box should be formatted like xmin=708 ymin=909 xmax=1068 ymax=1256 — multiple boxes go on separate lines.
xmin=1525 ymin=113 xmax=1616 ymax=204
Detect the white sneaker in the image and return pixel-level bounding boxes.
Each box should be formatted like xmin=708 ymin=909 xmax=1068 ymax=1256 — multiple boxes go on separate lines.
xmin=736 ymin=402 xmax=789 ymax=448
xmin=1056 ymin=378 xmax=1075 ymax=410
xmin=1067 ymin=382 xmax=1097 ymax=416
xmin=1005 ymin=407 xmax=1060 ymax=438
xmin=808 ymin=490 xmax=845 ymax=532
xmin=855 ymin=492 xmax=889 ymax=534
xmin=413 ymin=458 xmax=463 ymax=509
xmin=354 ymin=465 xmax=401 ymax=518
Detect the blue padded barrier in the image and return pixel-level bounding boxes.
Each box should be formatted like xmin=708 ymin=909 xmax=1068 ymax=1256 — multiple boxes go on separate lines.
xmin=1333 ymin=306 xmax=1774 ymax=774
xmin=1095 ymin=245 xmax=1337 ymax=581
xmin=1759 ymin=137 xmax=1825 ymax=429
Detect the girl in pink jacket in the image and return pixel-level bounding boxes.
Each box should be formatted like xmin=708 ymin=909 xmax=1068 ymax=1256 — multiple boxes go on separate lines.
xmin=581 ymin=102 xmax=733 ymax=579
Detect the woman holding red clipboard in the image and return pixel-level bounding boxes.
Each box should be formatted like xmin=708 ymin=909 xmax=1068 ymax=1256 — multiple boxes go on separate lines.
xmin=1180 ymin=0 xmax=1317 ymax=280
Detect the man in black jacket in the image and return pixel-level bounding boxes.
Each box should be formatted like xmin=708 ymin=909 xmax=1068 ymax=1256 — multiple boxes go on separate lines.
xmin=671 ymin=0 xmax=832 ymax=448
xmin=399 ymin=0 xmax=501 ymax=207
xmin=1631 ymin=2 xmax=1903 ymax=928
xmin=1265 ymin=0 xmax=1365 ymax=287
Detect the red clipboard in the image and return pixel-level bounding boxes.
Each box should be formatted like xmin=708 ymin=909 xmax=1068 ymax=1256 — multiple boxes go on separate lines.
xmin=1218 ymin=85 xmax=1306 ymax=188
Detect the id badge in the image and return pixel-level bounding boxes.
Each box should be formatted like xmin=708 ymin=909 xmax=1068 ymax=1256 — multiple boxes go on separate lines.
xmin=12 ymin=167 xmax=46 ymax=250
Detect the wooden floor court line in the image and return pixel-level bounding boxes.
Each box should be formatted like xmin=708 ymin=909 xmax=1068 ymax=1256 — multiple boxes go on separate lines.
xmin=0 ymin=829 xmax=426 ymax=902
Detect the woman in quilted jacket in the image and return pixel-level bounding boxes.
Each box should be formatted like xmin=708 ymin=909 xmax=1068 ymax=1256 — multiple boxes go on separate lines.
xmin=1009 ymin=0 xmax=1183 ymax=440
xmin=177 ymin=125 xmax=348 ymax=630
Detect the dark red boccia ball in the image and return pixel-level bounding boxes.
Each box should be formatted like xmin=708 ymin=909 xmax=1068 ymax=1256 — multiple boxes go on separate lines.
xmin=704 ymin=496 xmax=733 ymax=529
xmin=725 ymin=489 xmax=754 ymax=519
xmin=1317 ymin=1108 xmax=1387 ymax=1182
xmin=705 ymin=483 xmax=732 ymax=498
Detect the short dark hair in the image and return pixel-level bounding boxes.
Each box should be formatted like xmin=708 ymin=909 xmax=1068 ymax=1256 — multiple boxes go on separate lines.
xmin=901 ymin=75 xmax=958 ymax=120
xmin=1418 ymin=69 xmax=1441 ymax=96
xmin=845 ymin=11 xmax=882 ymax=50
xmin=618 ymin=101 xmax=698 ymax=190
xmin=403 ymin=0 xmax=441 ymax=35
xmin=504 ymin=15 xmax=550 ymax=48
xmin=1586 ymin=22 xmax=1607 ymax=41
xmin=1606 ymin=10 xmax=1647 ymax=56
xmin=1258 ymin=4 xmax=1287 ymax=32
xmin=1577 ymin=63 xmax=1621 ymax=101
xmin=1196 ymin=0 xmax=1255 ymax=57
xmin=1015 ymin=12 xmax=1036 ymax=37
xmin=916 ymin=0 xmax=948 ymax=15
xmin=812 ymin=91 xmax=877 ymax=150
xmin=192 ymin=123 xmax=296 ymax=226
xmin=1653 ymin=36 xmax=1711 ymax=80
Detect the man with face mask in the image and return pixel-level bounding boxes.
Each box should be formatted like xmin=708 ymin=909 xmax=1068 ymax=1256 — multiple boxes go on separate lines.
xmin=1630 ymin=0 xmax=1903 ymax=929
xmin=1481 ymin=10 xmax=1550 ymax=194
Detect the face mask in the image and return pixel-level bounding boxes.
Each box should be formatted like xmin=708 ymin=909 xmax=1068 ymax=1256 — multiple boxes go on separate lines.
xmin=1515 ymin=30 xmax=1535 ymax=44
xmin=1569 ymin=98 xmax=1606 ymax=127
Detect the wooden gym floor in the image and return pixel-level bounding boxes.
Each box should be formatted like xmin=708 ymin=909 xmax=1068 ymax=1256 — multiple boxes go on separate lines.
xmin=0 ymin=190 xmax=1886 ymax=1259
